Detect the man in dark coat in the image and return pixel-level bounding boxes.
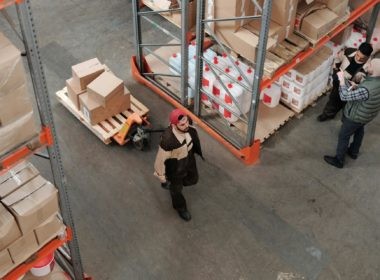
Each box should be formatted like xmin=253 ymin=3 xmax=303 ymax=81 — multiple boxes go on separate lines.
xmin=317 ymin=42 xmax=373 ymax=122
xmin=154 ymin=109 xmax=203 ymax=221
xmin=324 ymin=52 xmax=380 ymax=168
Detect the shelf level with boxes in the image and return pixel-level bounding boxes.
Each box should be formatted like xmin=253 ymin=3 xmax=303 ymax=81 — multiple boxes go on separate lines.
xmin=0 ymin=0 xmax=87 ymax=279
xmin=131 ymin=0 xmax=380 ymax=164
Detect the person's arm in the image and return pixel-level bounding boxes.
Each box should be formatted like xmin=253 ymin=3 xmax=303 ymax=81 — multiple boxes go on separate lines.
xmin=337 ymin=70 xmax=369 ymax=101
xmin=154 ymin=146 xmax=171 ymax=183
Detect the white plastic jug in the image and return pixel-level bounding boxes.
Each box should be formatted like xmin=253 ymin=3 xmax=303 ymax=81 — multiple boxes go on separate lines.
xmin=204 ymin=48 xmax=217 ymax=63
xmin=201 ymin=66 xmax=216 ymax=106
xmin=210 ymin=56 xmax=228 ymax=74
xmin=220 ymin=67 xmax=240 ymax=83
xmin=262 ymin=83 xmax=281 ymax=108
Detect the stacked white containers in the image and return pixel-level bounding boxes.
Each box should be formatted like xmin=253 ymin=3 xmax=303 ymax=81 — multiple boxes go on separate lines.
xmin=280 ymin=46 xmax=334 ymax=112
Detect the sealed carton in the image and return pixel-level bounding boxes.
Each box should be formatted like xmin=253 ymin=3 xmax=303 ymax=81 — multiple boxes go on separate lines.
xmin=0 ymin=204 xmax=21 ymax=251
xmin=8 ymin=231 xmax=39 ymax=264
xmin=34 ymin=215 xmax=65 ymax=246
xmin=0 ymin=249 xmax=13 ymax=278
xmin=300 ymin=8 xmax=338 ymax=41
xmin=86 ymin=72 xmax=124 ymax=107
xmin=66 ymin=78 xmax=86 ymax=110
xmin=71 ymin=58 xmax=105 ymax=90
xmin=2 ymin=180 xmax=59 ymax=234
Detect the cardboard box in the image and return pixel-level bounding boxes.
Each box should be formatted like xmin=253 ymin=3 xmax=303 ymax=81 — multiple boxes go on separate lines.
xmin=0 ymin=204 xmax=21 ymax=251
xmin=0 ymin=111 xmax=38 ymax=157
xmin=245 ymin=20 xmax=286 ymax=45
xmin=8 ymin=231 xmax=39 ymax=264
xmin=2 ymin=180 xmax=59 ymax=234
xmin=79 ymin=87 xmax=131 ymax=125
xmin=144 ymin=0 xmax=197 ymax=29
xmin=0 ymin=162 xmax=39 ymax=199
xmin=34 ymin=215 xmax=65 ymax=246
xmin=86 ymin=72 xmax=124 ymax=107
xmin=71 ymin=58 xmax=105 ymax=90
xmin=66 ymin=78 xmax=86 ymax=110
xmin=329 ymin=0 xmax=348 ymax=17
xmin=300 ymin=8 xmax=338 ymax=41
xmin=0 ymin=249 xmax=13 ymax=278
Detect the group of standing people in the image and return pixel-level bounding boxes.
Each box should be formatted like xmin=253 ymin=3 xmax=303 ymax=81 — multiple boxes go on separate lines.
xmin=152 ymin=42 xmax=380 ymax=222
xmin=318 ymin=42 xmax=380 ymax=168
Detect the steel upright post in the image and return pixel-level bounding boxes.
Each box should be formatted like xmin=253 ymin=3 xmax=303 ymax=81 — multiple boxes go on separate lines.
xmin=180 ymin=0 xmax=189 ymax=105
xmin=16 ymin=1 xmax=84 ymax=279
xmin=132 ymin=0 xmax=144 ymax=72
xmin=246 ymin=0 xmax=272 ymax=146
xmin=366 ymin=3 xmax=380 ymax=43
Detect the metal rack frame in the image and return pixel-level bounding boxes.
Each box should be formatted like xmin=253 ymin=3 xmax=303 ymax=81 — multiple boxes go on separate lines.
xmin=131 ymin=0 xmax=379 ymax=165
xmin=0 ymin=0 xmax=86 ymax=279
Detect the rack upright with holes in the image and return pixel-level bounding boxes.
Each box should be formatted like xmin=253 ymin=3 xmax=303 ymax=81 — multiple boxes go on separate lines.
xmin=132 ymin=0 xmax=379 ymax=165
xmin=0 ymin=0 xmax=88 ymax=279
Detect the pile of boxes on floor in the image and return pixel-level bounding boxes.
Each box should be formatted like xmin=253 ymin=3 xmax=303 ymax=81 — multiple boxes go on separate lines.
xmin=279 ymin=45 xmax=333 ymax=112
xmin=66 ymin=58 xmax=131 ymax=125
xmin=0 ymin=161 xmax=65 ymax=279
xmin=0 ymin=32 xmax=38 ymax=156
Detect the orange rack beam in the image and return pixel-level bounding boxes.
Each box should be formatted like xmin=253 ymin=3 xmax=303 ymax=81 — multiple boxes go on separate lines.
xmin=3 ymin=228 xmax=72 ymax=280
xmin=0 ymin=126 xmax=53 ymax=172
xmin=0 ymin=0 xmax=23 ymax=10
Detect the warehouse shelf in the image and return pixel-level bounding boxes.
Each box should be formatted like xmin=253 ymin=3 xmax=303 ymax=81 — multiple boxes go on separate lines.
xmin=1 ymin=0 xmax=86 ymax=279
xmin=131 ymin=0 xmax=380 ymax=164
xmin=3 ymin=228 xmax=72 ymax=280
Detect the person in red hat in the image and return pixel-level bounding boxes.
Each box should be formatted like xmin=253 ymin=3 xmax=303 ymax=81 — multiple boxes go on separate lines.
xmin=154 ymin=108 xmax=204 ymax=221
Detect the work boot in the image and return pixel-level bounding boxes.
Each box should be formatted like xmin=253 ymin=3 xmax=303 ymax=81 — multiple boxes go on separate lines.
xmin=177 ymin=210 xmax=191 ymax=221
xmin=347 ymin=148 xmax=358 ymax=160
xmin=317 ymin=114 xmax=333 ymax=122
xmin=324 ymin=155 xmax=344 ymax=168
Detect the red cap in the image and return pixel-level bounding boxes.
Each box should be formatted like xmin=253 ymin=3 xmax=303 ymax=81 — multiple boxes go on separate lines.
xmin=169 ymin=109 xmax=187 ymax=125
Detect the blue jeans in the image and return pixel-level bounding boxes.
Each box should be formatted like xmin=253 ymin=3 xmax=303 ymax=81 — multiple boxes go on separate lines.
xmin=336 ymin=115 xmax=365 ymax=162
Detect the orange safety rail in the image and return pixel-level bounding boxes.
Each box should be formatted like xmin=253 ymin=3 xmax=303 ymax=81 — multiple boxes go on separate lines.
xmin=3 ymin=228 xmax=72 ymax=280
xmin=261 ymin=0 xmax=380 ymax=90
xmin=0 ymin=126 xmax=54 ymax=171
xmin=0 ymin=0 xmax=23 ymax=10
xmin=131 ymin=56 xmax=261 ymax=164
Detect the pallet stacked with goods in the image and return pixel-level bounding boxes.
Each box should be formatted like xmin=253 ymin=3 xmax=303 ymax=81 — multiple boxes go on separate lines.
xmin=0 ymin=0 xmax=89 ymax=279
xmin=131 ymin=0 xmax=380 ymax=164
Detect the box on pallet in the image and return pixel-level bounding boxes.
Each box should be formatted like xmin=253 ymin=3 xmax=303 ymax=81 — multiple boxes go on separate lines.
xmin=34 ymin=215 xmax=65 ymax=246
xmin=66 ymin=78 xmax=86 ymax=110
xmin=300 ymin=8 xmax=338 ymax=41
xmin=0 ymin=249 xmax=13 ymax=278
xmin=0 ymin=203 xmax=22 ymax=251
xmin=8 ymin=231 xmax=39 ymax=264
xmin=71 ymin=58 xmax=105 ymax=90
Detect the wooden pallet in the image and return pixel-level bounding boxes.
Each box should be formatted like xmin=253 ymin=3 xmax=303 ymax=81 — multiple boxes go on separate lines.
xmin=56 ymin=88 xmax=149 ymax=144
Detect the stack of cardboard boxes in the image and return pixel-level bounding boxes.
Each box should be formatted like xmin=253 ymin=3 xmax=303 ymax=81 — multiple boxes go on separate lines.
xmin=208 ymin=0 xmax=299 ymax=61
xmin=279 ymin=45 xmax=333 ymax=112
xmin=0 ymin=32 xmax=38 ymax=156
xmin=66 ymin=58 xmax=131 ymax=125
xmin=0 ymin=161 xmax=65 ymax=278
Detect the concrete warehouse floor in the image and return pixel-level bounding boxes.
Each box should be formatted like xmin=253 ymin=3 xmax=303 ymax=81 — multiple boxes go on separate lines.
xmin=1 ymin=1 xmax=380 ymax=280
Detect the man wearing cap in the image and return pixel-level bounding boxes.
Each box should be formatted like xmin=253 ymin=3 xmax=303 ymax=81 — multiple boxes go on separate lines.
xmin=324 ymin=52 xmax=380 ymax=168
xmin=154 ymin=109 xmax=203 ymax=221
xmin=317 ymin=42 xmax=373 ymax=122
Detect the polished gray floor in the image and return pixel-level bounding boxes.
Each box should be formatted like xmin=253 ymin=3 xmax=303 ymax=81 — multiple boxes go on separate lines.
xmin=1 ymin=1 xmax=380 ymax=279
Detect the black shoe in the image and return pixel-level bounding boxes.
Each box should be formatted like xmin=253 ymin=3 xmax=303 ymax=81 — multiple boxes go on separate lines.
xmin=324 ymin=155 xmax=344 ymax=168
xmin=178 ymin=210 xmax=191 ymax=221
xmin=317 ymin=114 xmax=333 ymax=122
xmin=347 ymin=149 xmax=358 ymax=160
xmin=161 ymin=182 xmax=170 ymax=190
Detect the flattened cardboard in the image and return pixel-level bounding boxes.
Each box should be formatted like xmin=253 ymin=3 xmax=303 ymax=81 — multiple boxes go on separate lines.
xmin=0 ymin=163 xmax=39 ymax=199
xmin=8 ymin=231 xmax=38 ymax=264
xmin=86 ymin=72 xmax=124 ymax=107
xmin=0 ymin=204 xmax=21 ymax=251
xmin=0 ymin=249 xmax=13 ymax=278
xmin=34 ymin=215 xmax=65 ymax=246
xmin=0 ymin=112 xmax=38 ymax=158
xmin=2 ymin=181 xmax=59 ymax=234
xmin=71 ymin=58 xmax=105 ymax=90
xmin=66 ymin=78 xmax=86 ymax=110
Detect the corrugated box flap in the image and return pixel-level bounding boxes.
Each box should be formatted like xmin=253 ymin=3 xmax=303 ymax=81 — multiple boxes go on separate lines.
xmin=0 ymin=204 xmax=14 ymax=236
xmin=11 ymin=182 xmax=57 ymax=216
xmin=0 ymin=161 xmax=29 ymax=184
xmin=2 ymin=175 xmax=46 ymax=206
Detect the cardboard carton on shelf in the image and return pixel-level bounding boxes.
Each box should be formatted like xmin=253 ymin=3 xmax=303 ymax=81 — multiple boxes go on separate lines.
xmin=71 ymin=58 xmax=105 ymax=90
xmin=79 ymin=87 xmax=131 ymax=125
xmin=34 ymin=215 xmax=66 ymax=246
xmin=86 ymin=72 xmax=125 ymax=107
xmin=8 ymin=230 xmax=39 ymax=264
xmin=244 ymin=20 xmax=286 ymax=45
xmin=66 ymin=78 xmax=86 ymax=110
xmin=300 ymin=8 xmax=338 ymax=41
xmin=2 ymin=179 xmax=59 ymax=234
xmin=0 ymin=162 xmax=40 ymax=199
xmin=0 ymin=249 xmax=13 ymax=278
xmin=328 ymin=0 xmax=349 ymax=17
xmin=0 ymin=203 xmax=22 ymax=251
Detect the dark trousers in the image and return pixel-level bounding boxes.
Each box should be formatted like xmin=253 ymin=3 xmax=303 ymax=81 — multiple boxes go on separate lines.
xmin=169 ymin=181 xmax=187 ymax=211
xmin=336 ymin=115 xmax=365 ymax=162
xmin=322 ymin=79 xmax=346 ymax=118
